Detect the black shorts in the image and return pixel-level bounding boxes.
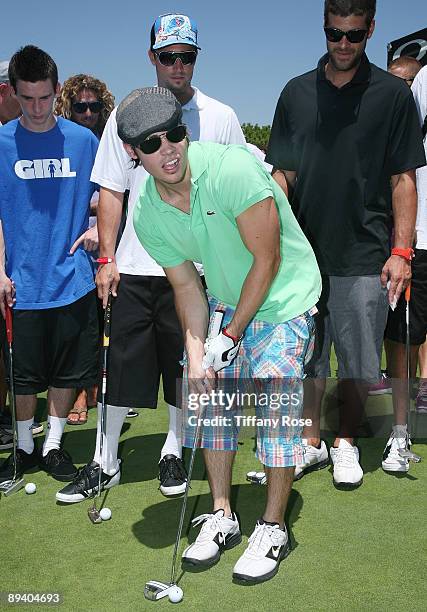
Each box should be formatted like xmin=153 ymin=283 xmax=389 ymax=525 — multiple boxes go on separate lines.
xmin=102 ymin=274 xmax=183 ymax=409
xmin=2 ymin=291 xmax=99 ymax=395
xmin=385 ymin=249 xmax=427 ymax=345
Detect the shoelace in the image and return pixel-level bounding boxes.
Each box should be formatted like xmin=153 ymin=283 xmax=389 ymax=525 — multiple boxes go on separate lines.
xmin=245 ymin=523 xmax=281 ymax=559
xmin=44 ymin=448 xmax=72 ymax=467
xmin=73 ymin=463 xmax=100 ymax=493
xmin=390 ymin=433 xmax=411 ymax=452
xmin=334 ymin=447 xmax=357 ymax=467
xmin=3 ymin=448 xmax=30 ymax=471
xmin=191 ymin=513 xmax=227 ymax=544
xmin=0 ymin=426 xmax=12 ymax=440
xmin=159 ymin=457 xmax=187 ymax=483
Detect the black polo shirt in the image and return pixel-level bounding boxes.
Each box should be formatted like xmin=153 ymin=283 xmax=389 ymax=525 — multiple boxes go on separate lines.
xmin=266 ymin=53 xmax=426 ymax=276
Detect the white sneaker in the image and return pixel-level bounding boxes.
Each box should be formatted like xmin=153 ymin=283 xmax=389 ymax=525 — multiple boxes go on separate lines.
xmin=330 ymin=439 xmax=363 ymax=489
xmin=182 ymin=509 xmax=241 ymax=567
xmin=294 ymin=439 xmax=329 ymax=481
xmin=233 ymin=520 xmax=291 ymax=584
xmin=382 ymin=428 xmax=410 ymax=473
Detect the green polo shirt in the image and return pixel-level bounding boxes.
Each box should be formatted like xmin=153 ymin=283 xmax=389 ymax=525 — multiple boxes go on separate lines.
xmin=133 ymin=142 xmax=321 ymax=323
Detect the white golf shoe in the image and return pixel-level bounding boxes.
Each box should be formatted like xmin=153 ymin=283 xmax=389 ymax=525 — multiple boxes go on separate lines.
xmin=182 ymin=509 xmax=241 ymax=568
xmin=233 ymin=520 xmax=291 ymax=584
xmin=382 ymin=428 xmax=410 ymax=473
xmin=330 ymin=439 xmax=363 ymax=489
xmin=294 ymin=439 xmax=329 ymax=480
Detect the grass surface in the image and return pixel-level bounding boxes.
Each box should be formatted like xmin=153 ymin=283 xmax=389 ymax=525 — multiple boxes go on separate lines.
xmin=2 ymin=392 xmax=427 ymax=612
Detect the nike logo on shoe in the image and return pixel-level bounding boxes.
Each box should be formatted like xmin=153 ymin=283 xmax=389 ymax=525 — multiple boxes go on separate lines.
xmin=266 ymin=545 xmax=283 ymax=560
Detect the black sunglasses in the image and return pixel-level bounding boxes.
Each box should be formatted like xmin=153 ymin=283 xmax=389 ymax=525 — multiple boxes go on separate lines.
xmin=72 ymin=101 xmax=103 ymax=114
xmin=155 ymin=50 xmax=198 ymax=66
xmin=138 ymin=125 xmax=187 ymax=154
xmin=324 ymin=27 xmax=368 ymax=43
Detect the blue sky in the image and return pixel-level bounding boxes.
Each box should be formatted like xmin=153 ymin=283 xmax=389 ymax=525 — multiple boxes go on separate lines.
xmin=2 ymin=1 xmax=426 ymax=124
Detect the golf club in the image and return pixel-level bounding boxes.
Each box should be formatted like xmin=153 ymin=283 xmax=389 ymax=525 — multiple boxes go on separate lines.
xmin=0 ymin=302 xmax=25 ymax=496
xmin=88 ymin=293 xmax=113 ymax=523
xmin=144 ymin=309 xmax=224 ymax=602
xmin=398 ymin=283 xmax=421 ymax=463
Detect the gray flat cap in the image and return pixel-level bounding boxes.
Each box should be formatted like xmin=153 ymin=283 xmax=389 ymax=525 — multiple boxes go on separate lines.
xmin=116 ymin=86 xmax=182 ymax=146
xmin=0 ymin=61 xmax=10 ymax=83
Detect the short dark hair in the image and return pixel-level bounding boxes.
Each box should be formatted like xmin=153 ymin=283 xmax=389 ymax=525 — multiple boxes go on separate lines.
xmin=324 ymin=0 xmax=376 ymax=28
xmin=150 ymin=23 xmax=156 ymax=52
xmin=8 ymin=45 xmax=58 ymax=90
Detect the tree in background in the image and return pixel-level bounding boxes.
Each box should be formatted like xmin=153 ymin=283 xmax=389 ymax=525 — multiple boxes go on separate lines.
xmin=242 ymin=123 xmax=271 ymax=152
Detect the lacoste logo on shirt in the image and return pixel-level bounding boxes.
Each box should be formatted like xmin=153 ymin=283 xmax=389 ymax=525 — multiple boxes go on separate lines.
xmin=206 ymin=210 xmax=216 ymax=216
xmin=14 ymin=158 xmax=77 ymax=180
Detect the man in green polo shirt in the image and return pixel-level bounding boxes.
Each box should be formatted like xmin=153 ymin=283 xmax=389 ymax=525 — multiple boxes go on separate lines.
xmin=116 ymin=86 xmax=321 ymax=584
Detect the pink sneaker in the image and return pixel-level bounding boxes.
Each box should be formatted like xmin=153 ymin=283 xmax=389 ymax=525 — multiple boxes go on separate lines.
xmin=416 ymin=381 xmax=427 ymax=413
xmin=368 ymin=371 xmax=392 ymax=396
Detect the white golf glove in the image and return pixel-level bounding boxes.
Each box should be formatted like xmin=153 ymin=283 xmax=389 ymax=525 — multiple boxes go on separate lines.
xmin=202 ymin=327 xmax=242 ymax=372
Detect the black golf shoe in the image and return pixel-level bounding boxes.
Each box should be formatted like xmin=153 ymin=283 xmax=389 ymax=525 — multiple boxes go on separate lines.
xmin=55 ymin=460 xmax=121 ymax=503
xmin=0 ymin=448 xmax=39 ymax=484
xmin=158 ymin=454 xmax=188 ymax=496
xmin=39 ymin=448 xmax=78 ymax=482
xmin=0 ymin=426 xmax=13 ymax=450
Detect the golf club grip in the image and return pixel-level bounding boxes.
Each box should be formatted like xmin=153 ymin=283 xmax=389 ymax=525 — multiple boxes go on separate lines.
xmin=5 ymin=302 xmax=12 ymax=345
xmin=210 ymin=310 xmax=224 ymax=338
xmin=405 ymin=283 xmax=411 ymax=302
xmin=103 ymin=294 xmax=112 ymax=346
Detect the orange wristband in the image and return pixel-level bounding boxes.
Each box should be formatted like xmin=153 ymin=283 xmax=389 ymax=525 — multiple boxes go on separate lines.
xmin=391 ymin=248 xmax=414 ymax=262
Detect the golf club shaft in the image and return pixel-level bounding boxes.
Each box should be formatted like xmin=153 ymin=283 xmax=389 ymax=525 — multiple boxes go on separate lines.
xmin=169 ymin=311 xmax=224 ymax=583
xmin=170 ymin=413 xmax=202 ymax=585
xmin=405 ymin=283 xmax=411 ymax=439
xmin=5 ymin=303 xmax=18 ymax=483
xmin=97 ymin=293 xmax=112 ymax=500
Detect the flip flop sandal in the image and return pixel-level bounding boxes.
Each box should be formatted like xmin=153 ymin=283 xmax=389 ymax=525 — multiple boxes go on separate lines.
xmin=67 ymin=407 xmax=88 ymax=426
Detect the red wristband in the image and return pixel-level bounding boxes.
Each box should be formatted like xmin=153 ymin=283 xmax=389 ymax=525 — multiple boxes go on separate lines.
xmin=222 ymin=326 xmax=240 ymax=343
xmin=96 ymin=257 xmax=115 ymax=264
xmin=391 ymin=248 xmax=414 ymax=262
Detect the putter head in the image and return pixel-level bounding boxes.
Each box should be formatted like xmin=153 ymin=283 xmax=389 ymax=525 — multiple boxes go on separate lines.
xmin=397 ymin=448 xmax=422 ymax=463
xmin=1 ymin=478 xmax=25 ymax=496
xmin=144 ymin=580 xmax=171 ymax=601
xmin=88 ymin=505 xmax=102 ymax=524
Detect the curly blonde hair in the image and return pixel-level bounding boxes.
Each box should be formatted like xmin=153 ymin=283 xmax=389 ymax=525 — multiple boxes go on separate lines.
xmin=55 ymin=73 xmax=115 ymax=137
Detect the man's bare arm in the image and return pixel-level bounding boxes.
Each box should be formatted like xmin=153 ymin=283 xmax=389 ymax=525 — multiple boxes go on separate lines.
xmin=165 ymin=262 xmax=209 ymax=364
xmin=96 ymin=187 xmax=124 ymax=306
xmin=0 ymin=220 xmax=15 ymax=317
xmin=381 ymin=170 xmax=417 ymax=304
xmin=165 ymin=262 xmax=213 ymax=390
xmin=226 ymin=197 xmax=281 ymax=339
xmin=272 ymin=168 xmax=296 ymax=199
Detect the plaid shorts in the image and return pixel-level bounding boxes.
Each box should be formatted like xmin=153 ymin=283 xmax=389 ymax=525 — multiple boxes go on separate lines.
xmin=182 ymin=296 xmax=316 ymax=467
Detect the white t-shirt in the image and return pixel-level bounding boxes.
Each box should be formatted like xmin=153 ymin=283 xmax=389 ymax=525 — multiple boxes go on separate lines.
xmin=412 ymin=67 xmax=427 ymax=250
xmin=91 ymin=87 xmax=246 ymax=275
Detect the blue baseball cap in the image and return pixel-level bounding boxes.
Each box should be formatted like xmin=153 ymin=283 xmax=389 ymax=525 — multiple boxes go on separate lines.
xmin=152 ymin=13 xmax=201 ymax=50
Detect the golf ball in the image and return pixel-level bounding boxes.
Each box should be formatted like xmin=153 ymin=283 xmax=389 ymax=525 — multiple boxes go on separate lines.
xmin=100 ymin=507 xmax=112 ymax=521
xmin=168 ymin=586 xmax=183 ymax=603
xmin=25 ymin=482 xmax=37 ymax=494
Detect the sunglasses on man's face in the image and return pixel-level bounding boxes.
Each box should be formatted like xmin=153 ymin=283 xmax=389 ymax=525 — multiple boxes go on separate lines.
xmin=72 ymin=101 xmax=103 ymax=114
xmin=324 ymin=27 xmax=368 ymax=43
xmin=138 ymin=125 xmax=187 ymax=155
xmin=155 ymin=50 xmax=198 ymax=66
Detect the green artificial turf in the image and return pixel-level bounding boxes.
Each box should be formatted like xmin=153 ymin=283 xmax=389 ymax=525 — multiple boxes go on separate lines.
xmin=2 ymin=393 xmax=427 ymax=612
